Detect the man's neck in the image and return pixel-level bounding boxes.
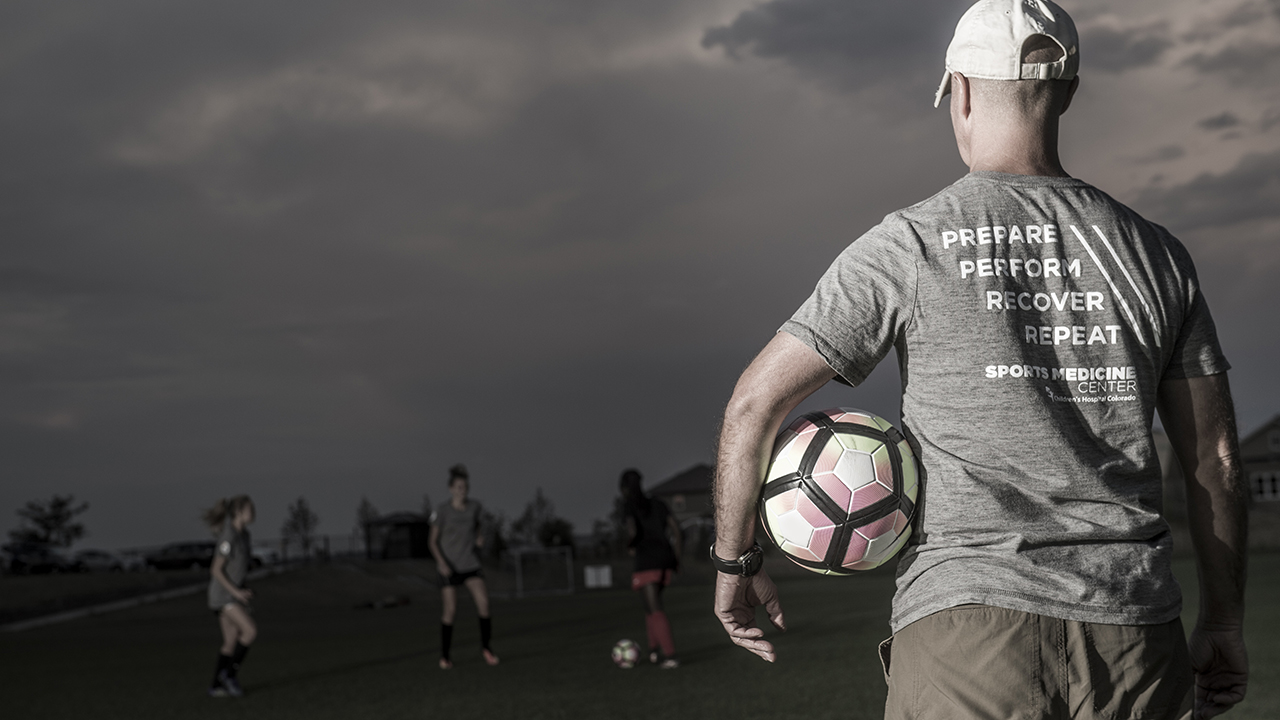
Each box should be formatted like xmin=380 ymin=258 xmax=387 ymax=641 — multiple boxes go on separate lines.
xmin=969 ymin=156 xmax=1069 ymax=177
xmin=966 ymin=118 xmax=1069 ymax=177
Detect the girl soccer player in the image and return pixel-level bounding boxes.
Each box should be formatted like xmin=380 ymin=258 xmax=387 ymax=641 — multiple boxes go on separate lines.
xmin=620 ymin=469 xmax=682 ymax=669
xmin=429 ymin=464 xmax=499 ymax=669
xmin=203 ymin=495 xmax=257 ymax=697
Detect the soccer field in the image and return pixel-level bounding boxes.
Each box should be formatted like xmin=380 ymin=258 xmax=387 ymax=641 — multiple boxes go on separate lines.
xmin=1 ymin=553 xmax=1276 ymax=720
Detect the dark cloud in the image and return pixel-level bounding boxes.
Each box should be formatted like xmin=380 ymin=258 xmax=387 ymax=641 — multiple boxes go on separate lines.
xmin=701 ymin=0 xmax=959 ymax=94
xmin=1077 ymin=23 xmax=1172 ymax=72
xmin=1265 ymin=106 xmax=1280 ymax=131
xmin=1198 ymin=111 xmax=1243 ymax=130
xmin=1132 ymin=148 xmax=1280 ymax=231
xmin=1223 ymin=2 xmax=1268 ymax=27
xmin=1181 ymin=41 xmax=1280 ymax=85
xmin=1131 ymin=144 xmax=1186 ymax=164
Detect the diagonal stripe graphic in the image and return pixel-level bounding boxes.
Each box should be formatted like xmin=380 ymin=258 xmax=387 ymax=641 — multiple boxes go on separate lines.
xmin=1092 ymin=225 xmax=1157 ymax=347
xmin=1069 ymin=225 xmax=1146 ymax=347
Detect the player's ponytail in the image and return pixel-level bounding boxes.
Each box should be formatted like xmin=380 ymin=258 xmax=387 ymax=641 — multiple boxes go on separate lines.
xmin=202 ymin=495 xmax=254 ymax=532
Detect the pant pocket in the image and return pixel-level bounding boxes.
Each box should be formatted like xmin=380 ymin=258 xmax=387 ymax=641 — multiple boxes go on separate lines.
xmin=1084 ymin=619 xmax=1192 ymax=720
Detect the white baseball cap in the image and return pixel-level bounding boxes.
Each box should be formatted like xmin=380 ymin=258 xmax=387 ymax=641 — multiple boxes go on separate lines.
xmin=933 ymin=0 xmax=1079 ymax=108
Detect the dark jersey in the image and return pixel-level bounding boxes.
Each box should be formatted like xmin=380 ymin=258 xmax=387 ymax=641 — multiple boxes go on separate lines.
xmin=629 ymin=499 xmax=678 ymax=572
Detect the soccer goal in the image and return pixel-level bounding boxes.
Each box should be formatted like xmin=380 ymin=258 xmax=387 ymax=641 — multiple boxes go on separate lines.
xmin=493 ymin=546 xmax=575 ymax=598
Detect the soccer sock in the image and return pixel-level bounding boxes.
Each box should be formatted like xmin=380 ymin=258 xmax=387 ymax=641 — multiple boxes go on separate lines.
xmin=479 ymin=617 xmax=492 ymax=651
xmin=650 ymin=611 xmax=675 ymax=657
xmin=440 ymin=622 xmax=454 ymax=660
xmin=211 ymin=653 xmax=232 ymax=687
xmin=230 ymin=642 xmax=250 ymax=677
xmin=644 ymin=612 xmax=658 ymax=652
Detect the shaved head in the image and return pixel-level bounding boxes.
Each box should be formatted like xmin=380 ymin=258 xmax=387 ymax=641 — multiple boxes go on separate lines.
xmin=965 ymin=34 xmax=1076 ymax=119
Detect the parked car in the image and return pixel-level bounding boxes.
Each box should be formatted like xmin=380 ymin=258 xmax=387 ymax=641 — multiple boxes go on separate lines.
xmin=250 ymin=544 xmax=279 ymax=569
xmin=2 ymin=543 xmax=82 ymax=574
xmin=74 ymin=549 xmax=126 ymax=572
xmin=145 ymin=541 xmax=215 ymax=570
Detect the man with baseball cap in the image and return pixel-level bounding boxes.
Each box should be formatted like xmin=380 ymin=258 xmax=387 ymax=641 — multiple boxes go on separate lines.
xmin=711 ymin=1 xmax=1248 ymax=718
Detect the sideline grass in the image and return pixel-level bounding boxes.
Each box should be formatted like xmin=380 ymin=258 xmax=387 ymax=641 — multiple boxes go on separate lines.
xmin=0 ymin=553 xmax=1275 ymax=719
xmin=0 ymin=568 xmax=208 ymax=624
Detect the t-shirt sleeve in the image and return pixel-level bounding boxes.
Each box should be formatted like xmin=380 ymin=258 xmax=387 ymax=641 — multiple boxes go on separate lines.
xmin=1162 ymin=242 xmax=1230 ymax=380
xmin=216 ymin=525 xmax=235 ymax=558
xmin=780 ymin=216 xmax=918 ymax=386
xmin=1163 ymin=286 xmax=1230 ymax=379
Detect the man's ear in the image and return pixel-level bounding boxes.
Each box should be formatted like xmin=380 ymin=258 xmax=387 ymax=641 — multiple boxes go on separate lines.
xmin=951 ymin=72 xmax=972 ymax=120
xmin=1060 ymin=75 xmax=1080 ymax=115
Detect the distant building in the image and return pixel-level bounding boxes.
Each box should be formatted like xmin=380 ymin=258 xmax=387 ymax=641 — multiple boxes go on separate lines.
xmin=649 ymin=464 xmax=715 ymax=556
xmin=1241 ymin=414 xmax=1280 ymax=504
xmin=1155 ymin=415 xmax=1280 ymax=551
xmin=366 ymin=512 xmax=432 ymax=559
xmin=649 ymin=464 xmax=713 ymax=525
xmin=1241 ymin=415 xmax=1280 ymax=548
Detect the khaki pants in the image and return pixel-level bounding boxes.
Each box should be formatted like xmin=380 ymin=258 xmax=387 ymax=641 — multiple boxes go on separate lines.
xmin=881 ymin=606 xmax=1192 ymax=720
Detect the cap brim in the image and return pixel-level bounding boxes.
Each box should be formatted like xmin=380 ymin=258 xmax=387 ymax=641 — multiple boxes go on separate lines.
xmin=933 ymin=70 xmax=951 ymax=108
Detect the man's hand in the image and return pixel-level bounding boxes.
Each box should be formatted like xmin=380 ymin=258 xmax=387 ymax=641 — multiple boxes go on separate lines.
xmin=1188 ymin=623 xmax=1248 ymax=720
xmin=714 ymin=569 xmax=786 ymax=662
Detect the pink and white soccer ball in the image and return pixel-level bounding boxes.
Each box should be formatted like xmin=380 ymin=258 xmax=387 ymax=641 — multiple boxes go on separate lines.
xmin=612 ymin=639 xmax=640 ymax=668
xmin=759 ymin=408 xmax=919 ymax=575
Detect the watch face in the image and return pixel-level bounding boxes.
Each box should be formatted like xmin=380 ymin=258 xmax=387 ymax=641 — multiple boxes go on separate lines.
xmin=743 ymin=548 xmax=764 ymax=576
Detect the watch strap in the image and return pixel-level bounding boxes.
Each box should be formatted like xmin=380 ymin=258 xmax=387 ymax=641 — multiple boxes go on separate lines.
xmin=710 ymin=541 xmax=763 ymax=576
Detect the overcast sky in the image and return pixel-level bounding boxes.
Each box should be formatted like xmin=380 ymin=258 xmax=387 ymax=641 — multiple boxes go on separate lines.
xmin=2 ymin=0 xmax=1278 ymax=550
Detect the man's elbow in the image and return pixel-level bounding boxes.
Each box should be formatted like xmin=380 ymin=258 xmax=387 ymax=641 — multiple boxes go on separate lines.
xmin=724 ymin=383 xmax=786 ymax=429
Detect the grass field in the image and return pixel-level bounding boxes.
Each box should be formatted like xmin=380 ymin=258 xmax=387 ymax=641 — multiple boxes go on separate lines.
xmin=1 ymin=552 xmax=1276 ymax=720
xmin=0 ymin=568 xmax=209 ymax=625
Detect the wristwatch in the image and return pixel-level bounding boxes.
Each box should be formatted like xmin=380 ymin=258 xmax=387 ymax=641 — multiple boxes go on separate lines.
xmin=710 ymin=541 xmax=764 ymax=577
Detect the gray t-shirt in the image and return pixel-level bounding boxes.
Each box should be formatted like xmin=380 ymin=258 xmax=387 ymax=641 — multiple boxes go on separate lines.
xmin=207 ymin=523 xmax=250 ymax=610
xmin=432 ymin=500 xmax=483 ymax=573
xmin=781 ymin=172 xmax=1228 ymax=633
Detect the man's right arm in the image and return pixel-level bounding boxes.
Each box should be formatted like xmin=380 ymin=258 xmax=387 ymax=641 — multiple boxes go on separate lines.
xmin=1156 ymin=373 xmax=1248 ymax=720
xmin=713 ymin=331 xmax=835 ymax=662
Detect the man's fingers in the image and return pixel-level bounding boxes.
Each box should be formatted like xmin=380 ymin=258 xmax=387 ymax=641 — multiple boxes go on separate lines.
xmin=769 ymin=610 xmax=786 ymax=631
xmin=728 ymin=626 xmax=765 ymax=639
xmin=730 ymin=634 xmax=776 ymax=662
xmin=1195 ymin=686 xmax=1247 ymax=720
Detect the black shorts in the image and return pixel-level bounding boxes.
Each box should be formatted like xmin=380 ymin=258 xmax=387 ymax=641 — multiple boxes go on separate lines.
xmin=441 ymin=568 xmax=483 ymax=587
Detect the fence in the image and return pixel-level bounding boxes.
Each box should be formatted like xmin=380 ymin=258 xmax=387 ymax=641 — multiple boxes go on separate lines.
xmin=255 ymin=533 xmax=366 ymax=563
xmin=486 ymin=547 xmax=575 ymax=599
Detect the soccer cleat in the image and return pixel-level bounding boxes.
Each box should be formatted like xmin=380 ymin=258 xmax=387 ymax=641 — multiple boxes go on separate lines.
xmin=648 ymin=651 xmax=660 ymax=664
xmin=208 ymin=686 xmax=228 ymax=698
xmin=482 ymin=649 xmax=500 ymax=666
xmin=659 ymin=658 xmax=680 ymax=670
xmin=218 ymin=670 xmax=243 ymax=698
xmin=439 ymin=658 xmax=453 ymax=670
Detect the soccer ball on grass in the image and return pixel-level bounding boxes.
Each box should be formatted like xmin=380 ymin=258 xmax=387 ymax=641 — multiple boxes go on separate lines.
xmin=611 ymin=639 xmax=640 ymax=668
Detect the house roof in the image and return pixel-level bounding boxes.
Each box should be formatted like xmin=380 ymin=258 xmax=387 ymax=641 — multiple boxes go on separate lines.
xmin=1242 ymin=414 xmax=1280 ymax=445
xmin=649 ymin=464 xmax=713 ymax=496
xmin=1241 ymin=414 xmax=1280 ymax=462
